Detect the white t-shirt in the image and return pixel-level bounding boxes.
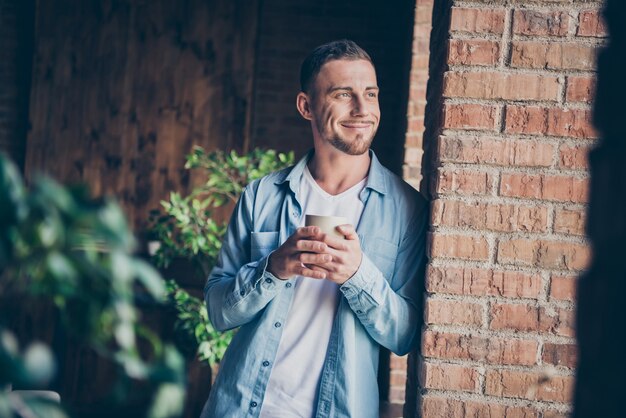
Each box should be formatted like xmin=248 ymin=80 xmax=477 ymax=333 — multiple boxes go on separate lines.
xmin=259 ymin=165 xmax=367 ymax=418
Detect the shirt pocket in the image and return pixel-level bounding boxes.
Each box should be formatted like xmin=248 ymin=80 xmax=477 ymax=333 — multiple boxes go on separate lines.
xmin=368 ymin=237 xmax=398 ymax=279
xmin=250 ymin=231 xmax=280 ymax=261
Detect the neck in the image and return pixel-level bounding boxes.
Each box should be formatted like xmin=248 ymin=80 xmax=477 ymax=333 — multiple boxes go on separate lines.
xmin=307 ymin=147 xmax=371 ymax=195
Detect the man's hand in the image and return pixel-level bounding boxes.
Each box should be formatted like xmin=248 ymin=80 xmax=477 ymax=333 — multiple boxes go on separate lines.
xmin=267 ymin=226 xmax=332 ymax=280
xmin=306 ymin=224 xmax=363 ymax=285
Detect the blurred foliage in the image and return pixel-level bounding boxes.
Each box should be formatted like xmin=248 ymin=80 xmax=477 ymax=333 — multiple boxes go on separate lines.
xmin=149 ymin=147 xmax=294 ymax=366
xmin=0 ymin=153 xmax=185 ymax=418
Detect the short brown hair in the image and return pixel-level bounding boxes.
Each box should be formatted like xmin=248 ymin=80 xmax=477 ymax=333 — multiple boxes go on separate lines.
xmin=299 ymin=40 xmax=373 ymax=95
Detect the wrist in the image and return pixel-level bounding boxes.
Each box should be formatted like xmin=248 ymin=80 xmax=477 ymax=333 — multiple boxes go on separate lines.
xmin=267 ymin=252 xmax=288 ymax=281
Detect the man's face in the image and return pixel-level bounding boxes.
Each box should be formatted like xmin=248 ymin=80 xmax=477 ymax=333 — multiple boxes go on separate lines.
xmin=304 ymin=59 xmax=380 ymax=156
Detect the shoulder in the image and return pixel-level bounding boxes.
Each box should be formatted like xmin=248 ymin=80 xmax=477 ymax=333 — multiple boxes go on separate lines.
xmin=245 ymin=165 xmax=294 ymax=195
xmin=379 ymin=165 xmax=428 ymax=213
xmin=240 ymin=165 xmax=295 ymax=221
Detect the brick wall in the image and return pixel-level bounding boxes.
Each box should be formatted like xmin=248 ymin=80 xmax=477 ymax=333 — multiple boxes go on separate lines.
xmin=403 ymin=0 xmax=606 ymax=416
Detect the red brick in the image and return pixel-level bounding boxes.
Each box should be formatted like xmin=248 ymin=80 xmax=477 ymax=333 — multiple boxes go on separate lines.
xmin=505 ymin=105 xmax=597 ymax=139
xmin=513 ymin=10 xmax=569 ymax=36
xmin=425 ymin=299 xmax=484 ymax=327
xmin=422 ymin=331 xmax=538 ymax=365
xmin=500 ymin=173 xmax=589 ymax=203
xmin=450 ymin=7 xmax=506 ymax=34
xmin=426 ymin=266 xmax=543 ymax=299
xmin=558 ymin=144 xmax=590 ymax=170
xmin=419 ymin=362 xmax=480 ymax=392
xmin=543 ymin=411 xmax=570 ymax=418
xmin=415 ymin=3 xmax=433 ymax=25
xmin=543 ymin=343 xmax=578 ymax=369
xmin=390 ymin=370 xmax=407 ymax=386
xmin=448 ymin=39 xmax=500 ymax=66
xmin=550 ymin=274 xmax=578 ymax=301
xmin=404 ymin=146 xmax=423 ymax=164
xmin=390 ymin=354 xmax=407 ymax=370
xmin=566 ymin=76 xmax=596 ymax=103
xmin=490 ymin=303 xmax=575 ymax=337
xmin=407 ymin=116 xmax=425 ymax=135
xmin=420 ymin=397 xmax=539 ymax=418
xmin=438 ymin=136 xmax=554 ymax=167
xmin=543 ymin=307 xmax=575 ymax=337
xmin=444 ymin=71 xmax=560 ymax=101
xmin=410 ymin=69 xmax=429 ymax=86
xmin=434 ymin=168 xmax=494 ymax=196
xmin=404 ymin=134 xmax=422 ymax=149
xmin=553 ymin=207 xmax=586 ymax=236
xmin=413 ymin=23 xmax=432 ymax=40
xmin=407 ymin=99 xmax=426 ymax=118
xmin=485 ymin=369 xmax=574 ymax=402
xmin=577 ymin=10 xmax=608 ymax=37
xmin=431 ymin=199 xmax=548 ymax=233
xmin=429 ymin=233 xmax=490 ymax=261
xmin=497 ymin=238 xmax=590 ymax=270
xmin=490 ymin=304 xmax=539 ymax=332
xmin=412 ymin=54 xmax=429 ymax=70
xmin=444 ymin=103 xmax=498 ymax=130
xmin=389 ymin=386 xmax=405 ymax=403
xmin=510 ymin=41 xmax=597 ymax=71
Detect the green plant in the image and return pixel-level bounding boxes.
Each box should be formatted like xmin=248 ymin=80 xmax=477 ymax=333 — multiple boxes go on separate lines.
xmin=0 ymin=154 xmax=185 ymax=418
xmin=149 ymin=147 xmax=294 ymax=365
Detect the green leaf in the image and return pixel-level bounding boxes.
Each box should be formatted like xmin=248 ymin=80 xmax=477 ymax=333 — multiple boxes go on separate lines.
xmin=147 ymin=383 xmax=185 ymax=418
xmin=133 ymin=260 xmax=166 ymax=300
xmin=0 ymin=154 xmax=27 ymax=225
xmin=45 ymin=252 xmax=77 ymax=284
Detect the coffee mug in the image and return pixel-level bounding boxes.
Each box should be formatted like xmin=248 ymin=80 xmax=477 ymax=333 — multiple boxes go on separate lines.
xmin=305 ymin=214 xmax=349 ymax=239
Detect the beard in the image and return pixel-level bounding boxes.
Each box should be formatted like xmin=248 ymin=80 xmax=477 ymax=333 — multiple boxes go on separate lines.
xmin=318 ymin=118 xmax=377 ymax=155
xmin=328 ymin=133 xmax=374 ymax=155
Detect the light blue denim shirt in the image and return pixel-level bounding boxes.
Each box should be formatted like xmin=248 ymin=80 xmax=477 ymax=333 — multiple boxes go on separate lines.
xmin=201 ymin=150 xmax=428 ymax=418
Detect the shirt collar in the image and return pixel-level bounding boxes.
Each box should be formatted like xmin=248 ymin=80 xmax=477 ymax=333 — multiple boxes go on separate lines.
xmin=275 ymin=149 xmax=388 ymax=196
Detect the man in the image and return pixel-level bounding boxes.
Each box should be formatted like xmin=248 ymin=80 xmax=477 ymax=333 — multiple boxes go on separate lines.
xmin=201 ymin=40 xmax=427 ymax=418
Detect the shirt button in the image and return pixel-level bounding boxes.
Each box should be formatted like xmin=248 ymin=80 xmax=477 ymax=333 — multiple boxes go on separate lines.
xmin=356 ymin=310 xmax=362 ymax=314
xmin=285 ymin=282 xmax=292 ymax=288
xmin=250 ymin=401 xmax=257 ymax=408
xmin=262 ymin=360 xmax=270 ymax=367
xmin=240 ymin=290 xmax=245 ymax=296
xmin=274 ymin=322 xmax=281 ymax=328
xmin=265 ymin=278 xmax=272 ymax=284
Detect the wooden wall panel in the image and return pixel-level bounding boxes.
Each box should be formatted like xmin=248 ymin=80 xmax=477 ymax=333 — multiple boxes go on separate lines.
xmin=25 ymin=0 xmax=260 ymax=231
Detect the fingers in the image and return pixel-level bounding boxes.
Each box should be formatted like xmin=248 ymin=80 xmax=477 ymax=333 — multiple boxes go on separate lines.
xmin=295 ymin=239 xmax=327 ymax=253
xmin=296 ymin=226 xmax=323 ymax=238
xmin=298 ymin=264 xmax=327 ymax=279
xmin=299 ymin=252 xmax=332 ymax=264
xmin=320 ymin=233 xmax=350 ymax=251
xmin=336 ymin=224 xmax=359 ymax=240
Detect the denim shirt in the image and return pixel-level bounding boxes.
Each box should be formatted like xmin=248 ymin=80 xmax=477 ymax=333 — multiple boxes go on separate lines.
xmin=201 ymin=150 xmax=428 ymax=418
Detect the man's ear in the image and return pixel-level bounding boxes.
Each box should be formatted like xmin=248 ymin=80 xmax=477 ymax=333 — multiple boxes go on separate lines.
xmin=296 ymin=92 xmax=313 ymax=121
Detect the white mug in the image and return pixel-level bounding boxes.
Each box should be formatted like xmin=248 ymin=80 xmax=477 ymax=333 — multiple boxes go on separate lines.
xmin=305 ymin=214 xmax=349 ymax=239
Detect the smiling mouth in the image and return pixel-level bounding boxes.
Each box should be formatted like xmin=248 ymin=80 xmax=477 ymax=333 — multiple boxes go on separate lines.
xmin=340 ymin=121 xmax=374 ymax=129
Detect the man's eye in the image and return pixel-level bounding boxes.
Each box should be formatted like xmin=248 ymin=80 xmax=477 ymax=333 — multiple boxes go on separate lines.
xmin=367 ymin=92 xmax=378 ymax=98
xmin=337 ymin=92 xmax=350 ymax=98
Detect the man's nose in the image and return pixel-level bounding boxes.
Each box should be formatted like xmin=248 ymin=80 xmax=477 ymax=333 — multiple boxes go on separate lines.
xmin=351 ymin=95 xmax=370 ymax=117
